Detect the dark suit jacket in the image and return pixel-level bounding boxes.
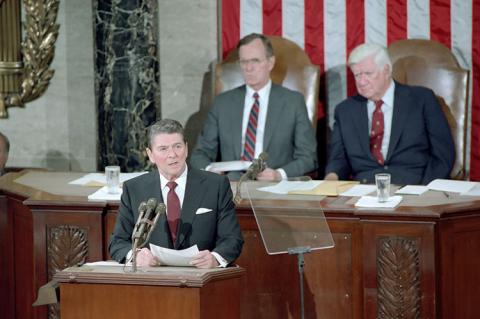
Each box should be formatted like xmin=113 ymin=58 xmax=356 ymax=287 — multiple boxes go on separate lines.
xmin=190 ymin=84 xmax=317 ymax=179
xmin=108 ymin=168 xmax=244 ymax=264
xmin=326 ymin=82 xmax=455 ymax=185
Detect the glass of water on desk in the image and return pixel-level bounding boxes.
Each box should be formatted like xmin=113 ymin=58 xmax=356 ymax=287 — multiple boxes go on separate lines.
xmin=105 ymin=165 xmax=121 ymax=194
xmin=375 ymin=173 xmax=391 ymax=202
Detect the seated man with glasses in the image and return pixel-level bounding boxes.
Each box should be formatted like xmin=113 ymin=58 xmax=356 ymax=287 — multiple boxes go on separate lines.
xmin=325 ymin=43 xmax=454 ymax=185
xmin=190 ymin=33 xmax=317 ymax=181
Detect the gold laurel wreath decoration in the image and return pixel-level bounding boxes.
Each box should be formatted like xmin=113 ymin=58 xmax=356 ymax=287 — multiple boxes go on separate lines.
xmin=20 ymin=0 xmax=60 ymax=103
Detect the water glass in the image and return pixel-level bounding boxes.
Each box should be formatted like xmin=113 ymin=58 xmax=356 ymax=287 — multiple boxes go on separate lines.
xmin=375 ymin=173 xmax=391 ymax=203
xmin=105 ymin=166 xmax=120 ymax=194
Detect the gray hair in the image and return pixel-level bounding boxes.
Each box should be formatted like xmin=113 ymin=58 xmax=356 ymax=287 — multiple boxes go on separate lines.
xmin=348 ymin=43 xmax=392 ymax=72
xmin=237 ymin=33 xmax=274 ymax=57
xmin=0 ymin=131 xmax=10 ymax=152
xmin=147 ymin=119 xmax=185 ymax=147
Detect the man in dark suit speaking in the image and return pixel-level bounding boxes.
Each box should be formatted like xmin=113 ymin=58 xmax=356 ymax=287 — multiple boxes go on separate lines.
xmin=325 ymin=43 xmax=454 ymax=185
xmin=109 ymin=119 xmax=244 ymax=268
xmin=190 ymin=33 xmax=317 ymax=181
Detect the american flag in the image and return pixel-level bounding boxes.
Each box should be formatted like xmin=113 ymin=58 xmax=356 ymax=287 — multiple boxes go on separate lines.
xmin=220 ymin=0 xmax=479 ymax=181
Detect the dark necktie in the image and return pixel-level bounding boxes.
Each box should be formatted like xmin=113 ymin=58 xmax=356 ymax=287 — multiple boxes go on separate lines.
xmin=166 ymin=181 xmax=181 ymax=244
xmin=242 ymin=92 xmax=260 ymax=161
xmin=370 ymin=100 xmax=385 ymax=165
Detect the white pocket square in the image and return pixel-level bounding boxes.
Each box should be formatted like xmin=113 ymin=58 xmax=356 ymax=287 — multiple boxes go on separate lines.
xmin=195 ymin=208 xmax=212 ymax=215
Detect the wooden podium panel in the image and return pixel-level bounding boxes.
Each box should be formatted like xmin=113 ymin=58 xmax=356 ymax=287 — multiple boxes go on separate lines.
xmin=55 ymin=265 xmax=245 ymax=319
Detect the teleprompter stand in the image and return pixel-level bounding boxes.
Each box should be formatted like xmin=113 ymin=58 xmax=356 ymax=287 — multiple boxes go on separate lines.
xmin=245 ymin=183 xmax=334 ymax=319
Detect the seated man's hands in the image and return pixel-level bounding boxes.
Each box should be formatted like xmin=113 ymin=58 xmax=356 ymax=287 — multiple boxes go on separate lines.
xmin=324 ymin=172 xmax=339 ymax=181
xmin=190 ymin=250 xmax=219 ymax=269
xmin=136 ymin=247 xmax=160 ymax=267
xmin=256 ymin=167 xmax=281 ymax=181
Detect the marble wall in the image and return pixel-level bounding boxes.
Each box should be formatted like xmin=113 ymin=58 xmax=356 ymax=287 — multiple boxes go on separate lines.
xmin=0 ymin=0 xmax=218 ymax=172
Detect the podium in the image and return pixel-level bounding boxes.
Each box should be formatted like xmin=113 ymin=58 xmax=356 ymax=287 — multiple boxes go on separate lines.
xmin=54 ymin=264 xmax=245 ymax=319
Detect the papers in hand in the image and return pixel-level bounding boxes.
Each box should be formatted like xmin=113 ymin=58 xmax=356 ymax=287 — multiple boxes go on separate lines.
xmin=149 ymin=244 xmax=199 ymax=267
xmin=208 ymin=160 xmax=252 ymax=172
xmin=355 ymin=195 xmax=403 ymax=208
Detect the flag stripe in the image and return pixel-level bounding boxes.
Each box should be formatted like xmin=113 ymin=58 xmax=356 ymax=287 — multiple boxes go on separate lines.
xmin=346 ymin=0 xmax=365 ymax=97
xmin=221 ymin=0 xmax=240 ymax=59
xmin=387 ymin=0 xmax=408 ymax=45
xmin=430 ymin=0 xmax=451 ymax=47
xmin=263 ymin=0 xmax=282 ymax=35
xmin=282 ymin=0 xmax=305 ymax=49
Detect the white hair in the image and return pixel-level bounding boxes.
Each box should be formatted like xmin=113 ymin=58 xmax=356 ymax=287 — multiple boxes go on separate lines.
xmin=348 ymin=43 xmax=392 ymax=72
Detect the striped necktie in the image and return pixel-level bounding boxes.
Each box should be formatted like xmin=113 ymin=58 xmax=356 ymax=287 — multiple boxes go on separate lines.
xmin=242 ymin=92 xmax=259 ymax=161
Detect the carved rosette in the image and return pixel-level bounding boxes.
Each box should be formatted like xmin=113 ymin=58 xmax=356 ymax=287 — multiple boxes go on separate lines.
xmin=377 ymin=237 xmax=421 ymax=319
xmin=47 ymin=225 xmax=88 ymax=319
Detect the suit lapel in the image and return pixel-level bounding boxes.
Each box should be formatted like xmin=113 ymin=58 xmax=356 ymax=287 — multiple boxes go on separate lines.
xmin=386 ymin=83 xmax=411 ymax=162
xmin=176 ymin=169 xmax=205 ymax=248
xmin=351 ymin=97 xmax=372 ymax=159
xmin=263 ymin=85 xmax=282 ymax=150
xmin=230 ymin=86 xmax=246 ymax=158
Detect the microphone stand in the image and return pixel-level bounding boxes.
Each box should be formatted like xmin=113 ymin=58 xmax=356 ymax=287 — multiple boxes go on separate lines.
xmin=288 ymin=246 xmax=311 ymax=319
xmin=234 ymin=153 xmax=268 ymax=204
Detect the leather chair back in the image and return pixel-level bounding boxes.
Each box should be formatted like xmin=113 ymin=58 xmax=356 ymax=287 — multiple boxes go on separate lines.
xmin=388 ymin=39 xmax=470 ymax=179
xmin=215 ymin=36 xmax=320 ymax=128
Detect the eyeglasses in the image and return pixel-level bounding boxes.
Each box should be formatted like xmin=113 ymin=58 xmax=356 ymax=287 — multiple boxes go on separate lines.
xmin=238 ymin=58 xmax=268 ymax=68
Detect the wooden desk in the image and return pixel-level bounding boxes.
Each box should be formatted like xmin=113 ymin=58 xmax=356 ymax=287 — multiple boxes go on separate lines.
xmin=1 ymin=170 xmax=480 ymax=319
xmin=54 ymin=265 xmax=245 ymax=319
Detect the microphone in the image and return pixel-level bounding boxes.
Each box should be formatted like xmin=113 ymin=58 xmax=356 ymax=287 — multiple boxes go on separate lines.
xmin=130 ymin=198 xmax=165 ymax=272
xmin=132 ymin=198 xmax=165 ymax=248
xmin=234 ymin=152 xmax=268 ymax=204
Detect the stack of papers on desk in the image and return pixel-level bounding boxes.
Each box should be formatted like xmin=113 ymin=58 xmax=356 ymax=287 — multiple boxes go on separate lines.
xmin=87 ymin=186 xmax=122 ymax=201
xmin=427 ymin=179 xmax=478 ymax=194
xmin=69 ymin=172 xmax=147 ymax=187
xmin=288 ymin=180 xmax=359 ymax=196
xmin=355 ymin=195 xmax=403 ymax=208
xmin=150 ymin=244 xmax=199 ymax=267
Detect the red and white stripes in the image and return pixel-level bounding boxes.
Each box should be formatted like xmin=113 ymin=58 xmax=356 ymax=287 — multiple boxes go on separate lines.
xmin=220 ymin=0 xmax=479 ymax=180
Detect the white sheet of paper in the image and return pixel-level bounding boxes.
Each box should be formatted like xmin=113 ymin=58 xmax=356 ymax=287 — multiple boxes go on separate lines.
xmin=427 ymin=179 xmax=478 ymax=193
xmin=461 ymin=183 xmax=480 ymax=196
xmin=355 ymin=195 xmax=403 ymax=208
xmin=395 ymin=185 xmax=429 ymax=195
xmin=149 ymin=244 xmax=200 ymax=267
xmin=69 ymin=172 xmax=148 ymax=186
xmin=83 ymin=260 xmax=123 ymax=266
xmin=257 ymin=180 xmax=323 ymax=194
xmin=87 ymin=186 xmax=122 ymax=201
xmin=339 ymin=185 xmax=376 ymax=197
xmin=208 ymin=160 xmax=252 ymax=172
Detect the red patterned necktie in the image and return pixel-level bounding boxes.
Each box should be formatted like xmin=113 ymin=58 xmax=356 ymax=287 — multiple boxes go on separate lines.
xmin=370 ymin=100 xmax=385 ymax=165
xmin=166 ymin=181 xmax=181 ymax=244
xmin=242 ymin=92 xmax=259 ymax=161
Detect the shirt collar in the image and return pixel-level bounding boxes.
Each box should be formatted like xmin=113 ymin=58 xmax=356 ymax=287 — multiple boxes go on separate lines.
xmin=246 ymin=79 xmax=272 ymax=100
xmin=159 ymin=165 xmax=188 ymax=190
xmin=378 ymin=80 xmax=395 ymax=108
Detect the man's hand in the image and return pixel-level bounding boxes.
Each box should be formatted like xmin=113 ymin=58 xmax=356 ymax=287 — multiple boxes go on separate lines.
xmin=324 ymin=172 xmax=339 ymax=181
xmin=190 ymin=250 xmax=219 ymax=269
xmin=256 ymin=167 xmax=281 ymax=181
xmin=136 ymin=248 xmax=160 ymax=267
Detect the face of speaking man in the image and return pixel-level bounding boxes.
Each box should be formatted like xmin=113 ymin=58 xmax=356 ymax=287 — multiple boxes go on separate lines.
xmin=350 ymin=53 xmax=391 ymax=102
xmin=146 ymin=132 xmax=188 ymax=181
xmin=238 ymin=38 xmax=275 ymax=91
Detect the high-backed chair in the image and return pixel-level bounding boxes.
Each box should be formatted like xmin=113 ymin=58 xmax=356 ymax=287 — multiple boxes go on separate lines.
xmin=388 ymin=39 xmax=470 ymax=179
xmin=214 ymin=36 xmax=320 ymax=128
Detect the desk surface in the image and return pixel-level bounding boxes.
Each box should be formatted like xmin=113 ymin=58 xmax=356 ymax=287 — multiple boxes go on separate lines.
xmin=1 ymin=170 xmax=480 ymax=218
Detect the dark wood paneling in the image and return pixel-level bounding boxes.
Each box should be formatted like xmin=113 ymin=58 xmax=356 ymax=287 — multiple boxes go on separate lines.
xmin=0 ymin=195 xmax=15 ymax=319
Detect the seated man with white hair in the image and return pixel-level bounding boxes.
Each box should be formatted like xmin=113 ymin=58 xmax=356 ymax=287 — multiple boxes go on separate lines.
xmin=325 ymin=43 xmax=454 ymax=185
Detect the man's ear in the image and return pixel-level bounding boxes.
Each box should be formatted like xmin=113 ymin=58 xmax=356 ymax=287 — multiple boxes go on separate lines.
xmin=268 ymin=56 xmax=276 ymax=71
xmin=146 ymin=147 xmax=154 ymax=163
